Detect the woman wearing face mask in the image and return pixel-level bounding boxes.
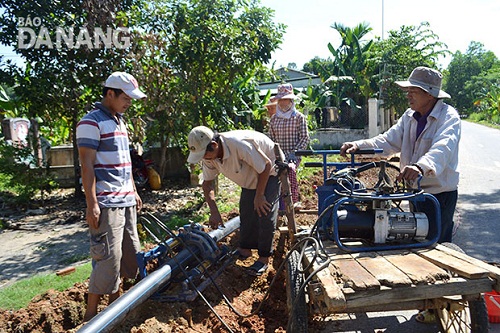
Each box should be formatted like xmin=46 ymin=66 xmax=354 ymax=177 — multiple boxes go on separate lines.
xmin=269 ymin=83 xmax=310 ymax=208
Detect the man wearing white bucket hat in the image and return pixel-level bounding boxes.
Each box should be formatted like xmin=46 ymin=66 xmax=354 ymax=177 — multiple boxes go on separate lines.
xmin=341 ymin=66 xmax=461 ymax=247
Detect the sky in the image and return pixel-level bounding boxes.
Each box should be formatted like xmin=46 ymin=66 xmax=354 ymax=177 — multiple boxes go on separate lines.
xmin=259 ymin=0 xmax=500 ymax=70
xmin=1 ymin=0 xmax=499 ymax=70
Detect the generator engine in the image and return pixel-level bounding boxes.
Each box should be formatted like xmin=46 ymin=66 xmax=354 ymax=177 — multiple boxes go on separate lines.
xmin=294 ymin=150 xmax=441 ymax=252
xmin=313 ymin=160 xmax=440 ymax=252
xmin=336 ymin=200 xmax=429 ymax=243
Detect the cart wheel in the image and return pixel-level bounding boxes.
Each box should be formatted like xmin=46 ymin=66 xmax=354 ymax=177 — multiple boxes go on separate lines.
xmin=435 ymin=243 xmax=489 ymax=333
xmin=286 ymin=250 xmax=308 ymax=333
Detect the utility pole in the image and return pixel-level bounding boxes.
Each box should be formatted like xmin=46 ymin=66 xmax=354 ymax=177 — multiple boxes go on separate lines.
xmin=381 ymin=0 xmax=385 ymax=40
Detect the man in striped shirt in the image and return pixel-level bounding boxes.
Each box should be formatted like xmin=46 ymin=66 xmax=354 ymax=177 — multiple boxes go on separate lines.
xmin=76 ymin=72 xmax=146 ymax=321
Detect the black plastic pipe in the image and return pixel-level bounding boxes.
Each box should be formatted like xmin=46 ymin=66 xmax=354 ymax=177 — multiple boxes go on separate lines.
xmin=77 ymin=216 xmax=241 ymax=333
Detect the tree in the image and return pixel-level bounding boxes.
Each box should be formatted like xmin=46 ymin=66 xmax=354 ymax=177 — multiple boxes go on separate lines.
xmin=125 ymin=0 xmax=285 ymax=176
xmin=300 ymin=21 xmax=450 ymax=129
xmin=302 ymin=56 xmax=334 ymax=78
xmin=370 ymin=22 xmax=450 ymax=115
xmin=0 ymin=0 xmax=284 ymax=190
xmin=444 ymin=41 xmax=499 ymax=114
xmin=0 ymin=0 xmax=135 ymax=195
xmin=470 ymin=60 xmax=500 ymax=123
xmin=327 ymin=22 xmax=374 ymax=107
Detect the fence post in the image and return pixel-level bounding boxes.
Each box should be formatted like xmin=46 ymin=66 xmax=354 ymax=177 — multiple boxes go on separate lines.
xmin=368 ymin=98 xmax=378 ymax=138
xmin=379 ymin=100 xmax=386 ymax=132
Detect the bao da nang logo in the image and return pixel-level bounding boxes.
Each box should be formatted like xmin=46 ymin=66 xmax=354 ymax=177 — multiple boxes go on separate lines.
xmin=17 ymin=16 xmax=131 ymax=50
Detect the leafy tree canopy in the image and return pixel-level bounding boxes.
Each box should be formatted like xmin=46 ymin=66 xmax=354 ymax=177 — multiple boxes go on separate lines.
xmin=444 ymin=41 xmax=499 ymax=114
xmin=124 ymin=0 xmax=284 ymax=176
xmin=368 ymin=22 xmax=449 ymax=114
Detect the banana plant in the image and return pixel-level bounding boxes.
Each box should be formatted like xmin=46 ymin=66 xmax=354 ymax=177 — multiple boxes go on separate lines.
xmin=0 ymin=86 xmax=20 ymax=118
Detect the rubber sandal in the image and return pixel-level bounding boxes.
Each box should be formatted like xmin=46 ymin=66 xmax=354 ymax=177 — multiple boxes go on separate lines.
xmin=234 ymin=250 xmax=250 ymax=260
xmin=246 ymin=261 xmax=268 ymax=276
xmin=415 ymin=310 xmax=436 ymax=324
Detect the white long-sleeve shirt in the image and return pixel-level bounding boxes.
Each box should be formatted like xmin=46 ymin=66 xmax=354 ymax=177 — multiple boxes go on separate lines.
xmin=354 ymin=99 xmax=461 ymax=194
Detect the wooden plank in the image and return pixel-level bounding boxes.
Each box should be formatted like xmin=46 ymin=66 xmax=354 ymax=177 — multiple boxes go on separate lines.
xmin=345 ymin=300 xmax=427 ymax=314
xmin=344 ymin=277 xmax=493 ymax=310
xmin=321 ymin=242 xmax=352 ymax=258
xmin=381 ymin=251 xmax=450 ymax=285
xmin=274 ymin=144 xmax=296 ymax=240
xmin=333 ymin=258 xmax=381 ymax=290
xmin=315 ymin=242 xmax=380 ymax=289
xmin=413 ymin=247 xmax=490 ymax=279
xmin=303 ymin=247 xmax=346 ymax=311
xmin=356 ymin=254 xmax=413 ymax=287
xmin=434 ymin=244 xmax=500 ymax=290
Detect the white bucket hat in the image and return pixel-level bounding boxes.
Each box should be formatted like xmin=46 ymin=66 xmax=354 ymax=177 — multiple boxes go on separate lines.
xmin=395 ymin=66 xmax=450 ymax=99
xmin=105 ymin=72 xmax=147 ymax=99
xmin=275 ymin=83 xmax=297 ymax=100
xmin=187 ymin=126 xmax=214 ymax=164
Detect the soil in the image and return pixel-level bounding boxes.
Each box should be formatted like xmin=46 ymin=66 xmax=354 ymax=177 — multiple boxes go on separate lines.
xmin=0 ymin=161 xmax=390 ymax=333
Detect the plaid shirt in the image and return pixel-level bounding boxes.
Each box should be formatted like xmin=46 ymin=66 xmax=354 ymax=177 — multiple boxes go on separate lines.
xmin=269 ymin=111 xmax=309 ymax=159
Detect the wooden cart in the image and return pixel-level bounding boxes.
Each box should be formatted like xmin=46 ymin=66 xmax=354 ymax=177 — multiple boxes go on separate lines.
xmin=280 ymin=149 xmax=500 ymax=332
xmin=286 ymin=239 xmax=500 ymax=332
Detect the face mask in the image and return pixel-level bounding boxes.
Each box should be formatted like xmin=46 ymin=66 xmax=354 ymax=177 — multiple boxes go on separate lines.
xmin=279 ymin=100 xmax=293 ymax=112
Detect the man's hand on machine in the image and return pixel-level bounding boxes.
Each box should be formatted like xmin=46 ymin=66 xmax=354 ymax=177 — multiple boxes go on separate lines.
xmin=397 ymin=164 xmax=422 ymax=182
xmin=340 ymin=142 xmax=359 ymax=157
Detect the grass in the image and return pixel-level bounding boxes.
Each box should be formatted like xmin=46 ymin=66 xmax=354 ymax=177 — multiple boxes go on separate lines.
xmin=465 ymin=117 xmax=500 ymax=130
xmin=0 ymin=173 xmax=11 ymax=192
xmin=0 ymin=263 xmax=92 ymax=310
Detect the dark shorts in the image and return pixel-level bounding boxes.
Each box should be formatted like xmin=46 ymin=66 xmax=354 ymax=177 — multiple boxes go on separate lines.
xmin=238 ymin=176 xmax=280 ymax=258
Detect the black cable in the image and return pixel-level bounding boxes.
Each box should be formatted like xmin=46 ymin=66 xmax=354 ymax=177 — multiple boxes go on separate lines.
xmin=286 ymin=238 xmax=332 ymax=332
xmin=145 ymin=214 xmax=236 ymax=333
xmin=147 ymin=212 xmax=332 ymax=330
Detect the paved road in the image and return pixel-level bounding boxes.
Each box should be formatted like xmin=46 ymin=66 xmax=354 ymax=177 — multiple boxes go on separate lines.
xmin=453 ymin=121 xmax=500 ymax=264
xmin=320 ymin=120 xmax=500 ymax=332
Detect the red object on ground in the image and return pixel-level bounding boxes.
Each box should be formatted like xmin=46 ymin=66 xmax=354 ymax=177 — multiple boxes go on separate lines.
xmin=56 ymin=266 xmax=76 ymax=276
xmin=485 ymin=290 xmax=500 ymax=323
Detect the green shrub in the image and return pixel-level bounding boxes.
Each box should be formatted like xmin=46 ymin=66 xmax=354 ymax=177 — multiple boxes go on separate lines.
xmin=0 ymin=139 xmax=57 ymax=205
xmin=468 ymin=111 xmax=488 ymax=122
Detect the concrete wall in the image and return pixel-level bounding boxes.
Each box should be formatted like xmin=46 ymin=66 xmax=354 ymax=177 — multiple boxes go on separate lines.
xmin=147 ymin=147 xmax=190 ymax=180
xmin=310 ymin=128 xmax=368 ymax=149
xmin=48 ymin=145 xmax=74 ymax=165
xmin=309 ymin=98 xmax=392 ymax=149
xmin=47 ymin=145 xmax=190 ymax=188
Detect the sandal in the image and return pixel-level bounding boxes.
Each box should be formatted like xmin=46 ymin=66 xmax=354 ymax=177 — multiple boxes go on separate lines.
xmin=246 ymin=261 xmax=268 ymax=276
xmin=415 ymin=310 xmax=437 ymax=324
xmin=234 ymin=250 xmax=251 ymax=260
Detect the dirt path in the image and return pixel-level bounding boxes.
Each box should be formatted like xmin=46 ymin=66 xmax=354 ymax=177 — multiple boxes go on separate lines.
xmin=0 ymin=198 xmax=89 ymax=288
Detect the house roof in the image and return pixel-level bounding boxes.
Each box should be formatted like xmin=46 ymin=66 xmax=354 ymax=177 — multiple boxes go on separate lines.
xmin=259 ymin=67 xmax=322 ymax=96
